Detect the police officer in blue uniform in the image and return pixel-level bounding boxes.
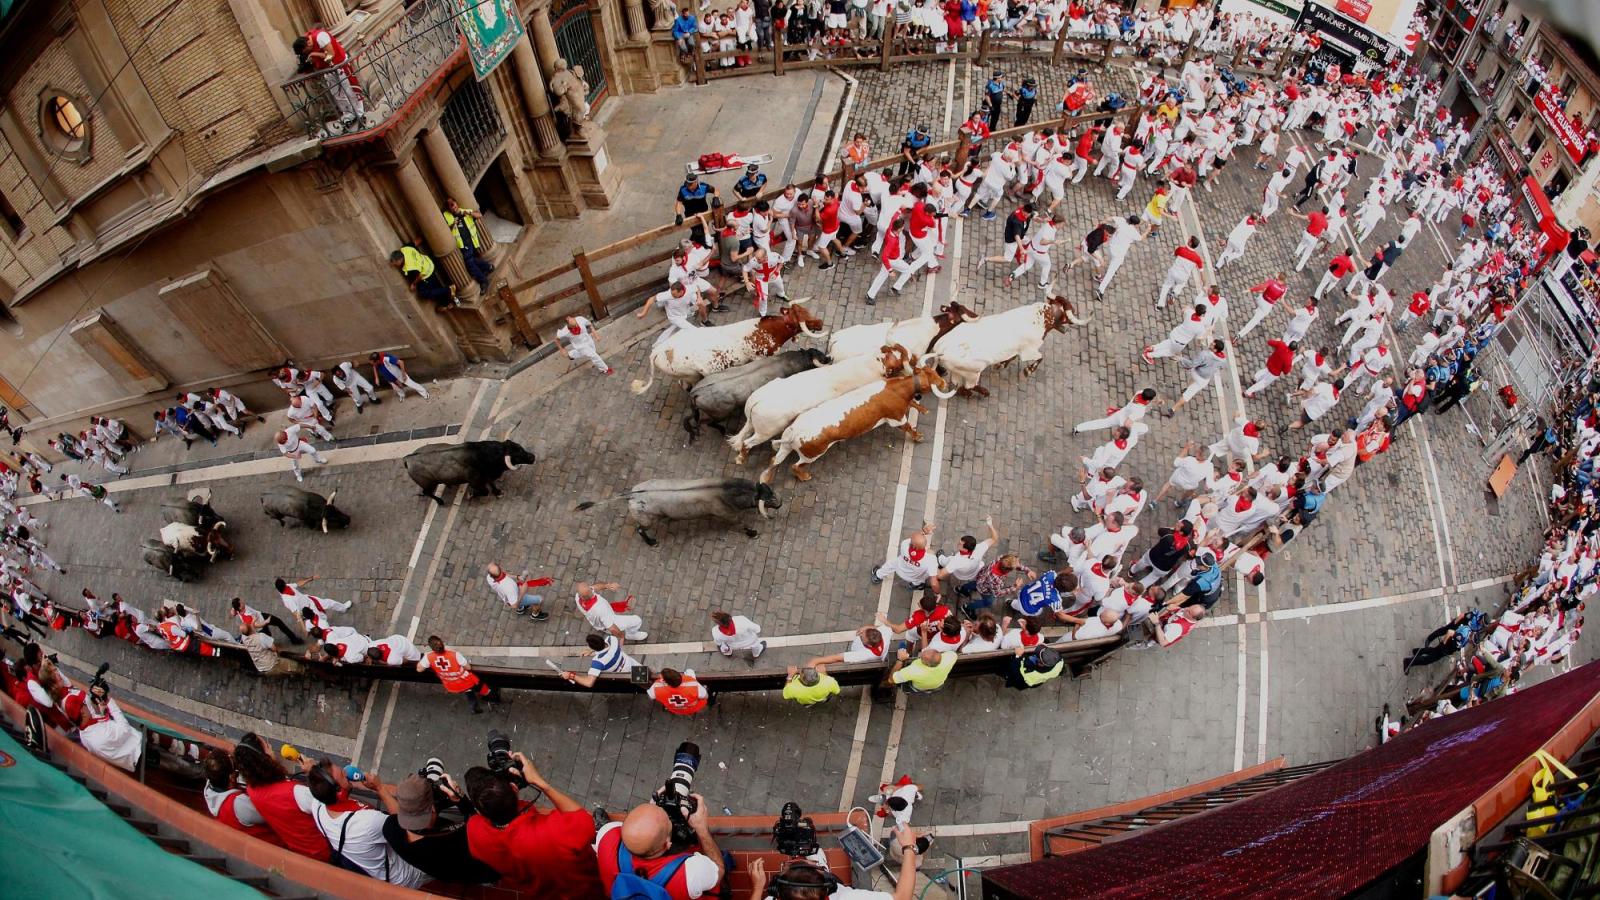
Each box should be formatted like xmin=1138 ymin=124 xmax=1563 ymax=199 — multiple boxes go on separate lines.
xmin=675 ymin=172 xmax=720 ymax=244
xmin=734 ymin=163 xmax=768 ymax=202
xmin=1014 ymin=76 xmax=1038 ymax=127
xmin=899 ymin=124 xmax=931 ymax=178
xmin=984 ymin=71 xmax=1006 ymax=130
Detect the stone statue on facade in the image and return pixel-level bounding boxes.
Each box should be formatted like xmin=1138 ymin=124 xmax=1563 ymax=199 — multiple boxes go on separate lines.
xmin=549 ymin=58 xmax=593 ymax=136
xmin=649 ymin=0 xmax=677 ymax=29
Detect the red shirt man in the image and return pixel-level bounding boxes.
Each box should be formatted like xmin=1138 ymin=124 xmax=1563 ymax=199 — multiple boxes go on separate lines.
xmin=1328 ymin=252 xmax=1356 ymax=278
xmin=1264 ymin=339 xmax=1296 ymax=376
xmin=466 ymin=759 xmax=601 ymax=900
xmin=818 ymin=197 xmax=841 ymax=235
xmin=1250 ymin=276 xmax=1286 ymax=304
xmin=1174 ymin=242 xmax=1203 ymax=270
xmin=1305 ymin=209 xmax=1329 ymax=238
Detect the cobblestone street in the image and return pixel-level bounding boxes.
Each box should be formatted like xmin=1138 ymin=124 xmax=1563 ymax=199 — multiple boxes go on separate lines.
xmin=16 ymin=59 xmax=1590 ymax=858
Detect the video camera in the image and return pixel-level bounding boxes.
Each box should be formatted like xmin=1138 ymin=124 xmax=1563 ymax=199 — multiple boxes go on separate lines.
xmin=485 ymin=729 xmax=526 ymax=788
xmin=89 ymin=662 xmax=111 ymax=701
xmin=772 ymin=802 xmax=819 ymax=858
xmin=651 ymin=741 xmax=701 ymax=849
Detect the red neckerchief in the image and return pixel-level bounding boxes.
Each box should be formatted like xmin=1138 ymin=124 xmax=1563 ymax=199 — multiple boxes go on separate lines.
xmin=1133 ymin=396 xmax=1151 ymax=405
xmin=1114 ymin=438 xmax=1128 ymax=450
xmin=906 ymin=545 xmax=926 ymax=563
xmin=1235 ymin=495 xmax=1253 ymax=513
xmin=717 ymin=621 xmax=737 ymax=636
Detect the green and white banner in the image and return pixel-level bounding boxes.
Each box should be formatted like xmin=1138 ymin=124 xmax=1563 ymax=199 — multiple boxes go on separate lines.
xmin=459 ymin=0 xmax=524 ymax=81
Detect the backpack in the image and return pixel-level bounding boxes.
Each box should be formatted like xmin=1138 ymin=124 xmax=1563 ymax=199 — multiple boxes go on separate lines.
xmin=610 ymin=842 xmax=689 ymax=900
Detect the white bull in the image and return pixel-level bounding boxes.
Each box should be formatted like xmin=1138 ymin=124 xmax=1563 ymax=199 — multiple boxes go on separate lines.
xmin=933 ymin=296 xmax=1083 ymax=397
xmin=826 ymin=302 xmax=980 ymax=362
xmin=728 ymin=345 xmax=909 ymax=464
xmin=630 ymin=301 xmax=827 ymax=395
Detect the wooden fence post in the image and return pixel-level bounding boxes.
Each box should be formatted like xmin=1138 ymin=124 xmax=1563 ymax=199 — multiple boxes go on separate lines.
xmin=1102 ymin=37 xmax=1115 ymax=69
xmin=573 ymin=247 xmax=608 ymax=320
xmin=496 ymin=282 xmax=541 ymax=349
xmin=880 ymin=18 xmax=895 ymax=70
xmin=1051 ymin=27 xmax=1067 ymax=65
xmin=693 ymin=38 xmax=707 ymax=85
xmin=774 ymin=26 xmax=785 ymax=76
xmin=977 ymin=29 xmax=990 ymax=65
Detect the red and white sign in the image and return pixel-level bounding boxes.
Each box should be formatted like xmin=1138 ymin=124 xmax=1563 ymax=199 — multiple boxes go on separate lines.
xmin=1336 ymin=0 xmax=1372 ymax=22
xmin=1533 ymin=86 xmax=1589 ymax=164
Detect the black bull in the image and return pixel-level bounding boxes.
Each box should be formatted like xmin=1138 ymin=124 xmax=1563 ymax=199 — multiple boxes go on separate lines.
xmin=402 ymin=440 xmax=536 ymax=504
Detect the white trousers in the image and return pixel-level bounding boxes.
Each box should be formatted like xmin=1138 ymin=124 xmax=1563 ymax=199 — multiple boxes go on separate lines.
xmin=1293 ymin=233 xmax=1319 ymax=271
xmin=1244 ymin=367 xmax=1281 ymax=396
xmin=567 ymin=344 xmax=610 ymax=373
xmin=1156 ymin=268 xmax=1190 ymax=307
xmin=868 ymin=259 xmax=915 ymax=298
xmin=1098 ymin=250 xmax=1129 ymax=292
xmin=1237 ymin=298 xmax=1276 ymax=337
xmin=1011 ymin=251 xmax=1052 ymax=287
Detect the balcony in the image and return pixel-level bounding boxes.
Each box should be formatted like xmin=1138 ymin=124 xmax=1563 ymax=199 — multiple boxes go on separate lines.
xmin=280 ymin=0 xmax=465 ymax=144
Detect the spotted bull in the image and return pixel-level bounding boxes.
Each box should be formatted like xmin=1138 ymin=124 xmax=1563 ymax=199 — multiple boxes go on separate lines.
xmin=630 ymin=302 xmax=828 ymax=395
xmin=728 ymin=344 xmax=911 ymax=464
xmin=825 ymin=301 xmax=980 ymax=361
xmin=575 ymin=478 xmax=782 ymax=546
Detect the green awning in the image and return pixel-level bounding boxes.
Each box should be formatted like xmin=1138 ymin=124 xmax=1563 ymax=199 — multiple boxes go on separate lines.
xmin=0 ymin=727 xmax=262 ymax=899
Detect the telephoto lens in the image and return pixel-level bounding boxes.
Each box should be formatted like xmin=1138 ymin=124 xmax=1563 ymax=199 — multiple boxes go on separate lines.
xmin=665 ymin=741 xmax=701 ymax=799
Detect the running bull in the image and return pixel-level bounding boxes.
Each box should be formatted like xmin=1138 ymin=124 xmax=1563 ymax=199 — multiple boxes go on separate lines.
xmin=261 ymin=486 xmax=352 ymax=532
xmin=933 ymin=295 xmax=1083 ymax=397
xmin=683 ymin=348 xmax=830 ymax=442
xmin=630 ymin=301 xmax=828 ymax=394
xmin=575 ymin=478 xmax=782 ymax=546
xmin=403 ymin=440 xmax=536 ymax=503
xmin=141 ymin=538 xmax=205 ymax=582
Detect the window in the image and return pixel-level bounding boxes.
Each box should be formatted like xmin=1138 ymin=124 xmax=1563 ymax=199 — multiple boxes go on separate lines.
xmin=0 ymin=190 xmax=22 ymax=242
xmin=37 ymin=90 xmax=90 ymax=160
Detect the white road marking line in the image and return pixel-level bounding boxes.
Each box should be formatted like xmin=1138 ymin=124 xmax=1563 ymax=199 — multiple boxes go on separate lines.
xmin=844 ymin=58 xmax=961 ymax=815
xmin=1174 ymin=194 xmax=1254 ymax=772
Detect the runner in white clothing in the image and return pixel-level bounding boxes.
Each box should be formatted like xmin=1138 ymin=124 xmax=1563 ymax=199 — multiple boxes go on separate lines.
xmin=275 ymin=425 xmax=327 ymax=482
xmin=558 ymin=315 xmax=611 ymax=375
xmin=1096 ymin=216 xmax=1144 ymax=295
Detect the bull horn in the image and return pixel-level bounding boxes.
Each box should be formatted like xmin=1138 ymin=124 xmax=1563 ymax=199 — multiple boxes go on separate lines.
xmin=799 ymin=321 xmax=827 ymax=339
xmin=320 ymin=517 xmax=329 ymax=534
xmin=1067 ymin=306 xmax=1087 ymax=326
xmin=931 ymin=382 xmax=958 ymax=400
xmin=503 ymin=454 xmax=515 ymax=471
xmin=325 ymin=490 xmax=337 ymax=504
xmin=788 ymin=296 xmax=812 ymax=305
xmin=758 ymin=499 xmax=771 ymax=519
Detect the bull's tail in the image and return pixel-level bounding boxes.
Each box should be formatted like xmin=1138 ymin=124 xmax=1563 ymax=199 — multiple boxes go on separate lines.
xmin=629 ymin=350 xmax=661 ymax=395
xmin=573 ymin=496 xmax=626 ymax=512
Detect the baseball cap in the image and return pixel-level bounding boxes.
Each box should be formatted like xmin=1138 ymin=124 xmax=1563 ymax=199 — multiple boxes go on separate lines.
xmin=746 ymin=163 xmax=759 ymax=172
xmin=394 ymin=774 xmax=436 ymax=830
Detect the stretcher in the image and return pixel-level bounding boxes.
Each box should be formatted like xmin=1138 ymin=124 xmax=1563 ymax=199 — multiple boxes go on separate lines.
xmin=685 ymin=152 xmax=773 ymax=177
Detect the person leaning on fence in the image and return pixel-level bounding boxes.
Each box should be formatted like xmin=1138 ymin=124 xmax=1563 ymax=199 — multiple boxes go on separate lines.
xmin=390 ymin=245 xmax=459 ymax=310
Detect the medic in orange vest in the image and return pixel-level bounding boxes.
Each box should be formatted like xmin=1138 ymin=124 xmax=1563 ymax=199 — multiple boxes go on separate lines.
xmin=417 ymin=635 xmax=501 ymax=714
xmin=646 ymin=667 xmax=709 ymax=715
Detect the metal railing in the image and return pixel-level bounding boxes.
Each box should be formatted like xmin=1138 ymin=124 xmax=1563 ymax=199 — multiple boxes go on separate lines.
xmin=280 ymin=0 xmax=466 ymax=142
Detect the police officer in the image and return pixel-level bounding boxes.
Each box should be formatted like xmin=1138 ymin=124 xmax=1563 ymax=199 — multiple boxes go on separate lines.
xmin=1014 ymin=76 xmax=1038 ymax=127
xmin=733 ymin=163 xmax=767 ymax=202
xmin=899 ymin=124 xmax=931 ymax=178
xmin=675 ymin=172 xmax=720 ymax=244
xmin=389 ymin=246 xmax=456 ymax=308
xmin=984 ymin=71 xmax=1006 ymax=130
xmin=441 ymin=198 xmax=492 ymax=288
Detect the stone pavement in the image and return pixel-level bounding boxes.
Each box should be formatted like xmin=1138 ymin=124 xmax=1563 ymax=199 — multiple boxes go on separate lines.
xmin=11 ymin=60 xmax=1592 ymax=861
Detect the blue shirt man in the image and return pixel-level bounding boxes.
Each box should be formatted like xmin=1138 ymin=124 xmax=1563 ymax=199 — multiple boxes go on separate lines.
xmin=734 ymin=165 xmax=767 ymax=201
xmin=671 ymin=11 xmax=698 ymax=41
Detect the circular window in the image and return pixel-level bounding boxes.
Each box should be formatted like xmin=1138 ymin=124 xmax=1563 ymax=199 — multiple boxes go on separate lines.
xmin=50 ymin=97 xmax=85 ymax=143
xmin=38 ymin=90 xmax=90 ymax=160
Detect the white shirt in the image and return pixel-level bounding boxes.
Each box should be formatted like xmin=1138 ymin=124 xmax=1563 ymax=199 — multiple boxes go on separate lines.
xmin=883 ymin=539 xmax=939 ymax=584
xmin=1301 ymin=382 xmax=1338 ymax=420
xmin=323 ymin=625 xmax=371 ymax=663
xmin=710 ymin=615 xmax=763 ymax=650
xmin=842 ymin=626 xmax=893 ymax=663
xmin=311 ymin=803 xmax=426 ymax=887
xmin=1106 ymin=221 xmax=1143 ymax=255
xmin=371 ymin=635 xmax=421 ymax=666
xmin=204 ymin=784 xmax=266 ymax=827
xmin=937 ymin=539 xmax=994 ymax=582
xmin=577 ymin=592 xmax=630 ymax=632
xmin=1168 ymin=454 xmax=1214 ymax=491
xmin=487 ymin=572 xmax=526 ymax=607
xmin=78 ymin=700 xmax=144 ymax=771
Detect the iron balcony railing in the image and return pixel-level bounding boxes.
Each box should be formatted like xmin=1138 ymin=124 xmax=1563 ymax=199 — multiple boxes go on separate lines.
xmin=280 ymin=0 xmax=465 ymax=141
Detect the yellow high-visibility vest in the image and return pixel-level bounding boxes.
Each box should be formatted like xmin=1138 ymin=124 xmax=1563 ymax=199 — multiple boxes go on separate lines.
xmin=398 ymin=245 xmax=435 ymax=279
xmin=442 ymin=209 xmax=483 ymax=251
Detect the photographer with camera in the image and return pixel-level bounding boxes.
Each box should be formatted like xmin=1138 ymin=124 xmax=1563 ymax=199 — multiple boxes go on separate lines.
xmin=463 ymin=734 xmax=602 ymax=898
xmin=596 ymin=742 xmax=727 ymax=899
xmin=382 ymin=763 xmax=501 ymax=885
xmin=747 ymin=824 xmax=925 ymax=900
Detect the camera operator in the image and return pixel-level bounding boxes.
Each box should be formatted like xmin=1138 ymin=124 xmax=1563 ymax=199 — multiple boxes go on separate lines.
xmin=747 ymin=825 xmax=924 ymax=900
xmin=463 ymin=750 xmax=602 ymax=898
xmin=596 ymin=795 xmax=727 ymax=899
xmin=382 ymin=768 xmax=500 ymax=885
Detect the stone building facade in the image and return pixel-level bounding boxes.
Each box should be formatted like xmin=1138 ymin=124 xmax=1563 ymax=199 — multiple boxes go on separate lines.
xmin=0 ymin=0 xmax=682 ymax=443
